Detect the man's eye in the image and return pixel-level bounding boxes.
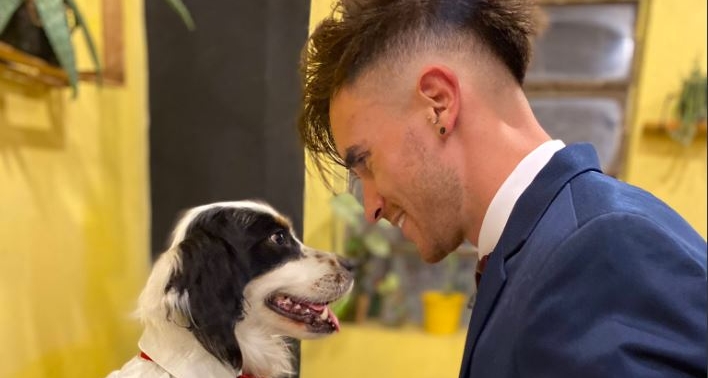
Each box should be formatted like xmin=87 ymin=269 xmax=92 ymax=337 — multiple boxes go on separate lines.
xmin=352 ymin=154 xmax=371 ymax=177
xmin=356 ymin=154 xmax=370 ymax=169
xmin=269 ymin=232 xmax=287 ymax=245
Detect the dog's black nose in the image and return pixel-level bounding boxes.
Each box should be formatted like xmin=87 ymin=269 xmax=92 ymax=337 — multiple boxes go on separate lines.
xmin=337 ymin=256 xmax=356 ymax=272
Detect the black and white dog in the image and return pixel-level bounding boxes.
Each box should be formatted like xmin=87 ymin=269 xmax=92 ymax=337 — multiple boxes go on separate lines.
xmin=107 ymin=201 xmax=354 ymax=378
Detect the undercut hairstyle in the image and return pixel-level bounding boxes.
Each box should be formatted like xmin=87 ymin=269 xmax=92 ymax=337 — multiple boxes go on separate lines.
xmin=298 ymin=0 xmax=541 ymax=184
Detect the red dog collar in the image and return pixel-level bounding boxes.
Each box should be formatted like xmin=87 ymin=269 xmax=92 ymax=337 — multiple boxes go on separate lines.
xmin=139 ymin=351 xmax=153 ymax=361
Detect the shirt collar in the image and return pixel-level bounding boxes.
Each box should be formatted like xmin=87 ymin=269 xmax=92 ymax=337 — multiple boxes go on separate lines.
xmin=476 ymin=140 xmax=565 ymax=259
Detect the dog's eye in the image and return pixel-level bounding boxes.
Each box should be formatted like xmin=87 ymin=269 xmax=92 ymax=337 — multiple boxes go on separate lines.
xmin=269 ymin=231 xmax=287 ymax=246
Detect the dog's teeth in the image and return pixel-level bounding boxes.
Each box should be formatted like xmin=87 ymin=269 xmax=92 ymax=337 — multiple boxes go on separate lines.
xmin=320 ymin=306 xmax=329 ymax=320
xmin=293 ymin=304 xmax=301 ymax=311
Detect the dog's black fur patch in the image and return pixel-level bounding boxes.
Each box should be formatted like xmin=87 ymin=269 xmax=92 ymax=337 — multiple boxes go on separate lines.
xmin=164 ymin=206 xmax=304 ymax=370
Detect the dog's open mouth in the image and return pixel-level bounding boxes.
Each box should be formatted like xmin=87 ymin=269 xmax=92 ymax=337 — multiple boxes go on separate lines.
xmin=266 ymin=294 xmax=341 ymax=333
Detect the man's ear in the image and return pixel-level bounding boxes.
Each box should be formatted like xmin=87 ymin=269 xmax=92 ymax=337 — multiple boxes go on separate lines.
xmin=418 ymin=65 xmax=460 ymax=134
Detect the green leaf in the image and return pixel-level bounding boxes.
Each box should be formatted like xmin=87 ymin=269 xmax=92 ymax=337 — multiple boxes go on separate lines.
xmin=330 ymin=193 xmax=364 ymax=227
xmin=34 ymin=0 xmax=78 ymax=96
xmin=670 ymin=63 xmax=707 ymax=146
xmin=345 ymin=238 xmax=365 ymax=257
xmin=163 ymin=0 xmax=195 ymax=31
xmin=376 ymin=272 xmax=400 ymax=294
xmin=65 ymin=0 xmax=101 ymax=84
xmin=0 ymin=0 xmax=23 ymax=34
xmin=329 ymin=290 xmax=354 ymax=319
xmin=363 ymin=231 xmax=390 ymax=257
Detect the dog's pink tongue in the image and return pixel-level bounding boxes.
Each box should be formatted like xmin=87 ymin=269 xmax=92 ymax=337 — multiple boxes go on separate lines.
xmin=307 ymin=303 xmax=341 ymax=332
xmin=309 ymin=303 xmax=325 ymax=311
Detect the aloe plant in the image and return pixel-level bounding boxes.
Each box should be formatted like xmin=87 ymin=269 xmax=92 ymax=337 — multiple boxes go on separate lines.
xmin=0 ymin=0 xmax=194 ymax=97
xmin=0 ymin=0 xmax=23 ymax=35
xmin=164 ymin=0 xmax=194 ymax=31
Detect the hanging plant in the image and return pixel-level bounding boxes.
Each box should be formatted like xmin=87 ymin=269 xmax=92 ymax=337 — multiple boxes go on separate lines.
xmin=662 ymin=62 xmax=707 ymax=146
xmin=0 ymin=0 xmax=194 ymax=97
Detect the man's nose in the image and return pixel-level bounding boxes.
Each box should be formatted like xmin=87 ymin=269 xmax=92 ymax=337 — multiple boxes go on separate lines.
xmin=361 ymin=179 xmax=384 ymax=224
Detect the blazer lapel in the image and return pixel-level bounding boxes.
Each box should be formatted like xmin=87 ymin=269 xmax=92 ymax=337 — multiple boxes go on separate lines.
xmin=458 ymin=143 xmax=601 ymax=377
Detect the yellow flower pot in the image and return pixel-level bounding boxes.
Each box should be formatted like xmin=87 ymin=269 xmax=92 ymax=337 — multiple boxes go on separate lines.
xmin=421 ymin=291 xmax=466 ymax=335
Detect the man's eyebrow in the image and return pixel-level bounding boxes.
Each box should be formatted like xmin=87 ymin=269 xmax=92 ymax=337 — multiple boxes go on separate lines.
xmin=343 ymin=145 xmax=364 ymax=169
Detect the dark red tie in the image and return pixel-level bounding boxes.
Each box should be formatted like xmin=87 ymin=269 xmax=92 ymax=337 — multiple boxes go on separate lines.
xmin=475 ymin=254 xmax=490 ymax=287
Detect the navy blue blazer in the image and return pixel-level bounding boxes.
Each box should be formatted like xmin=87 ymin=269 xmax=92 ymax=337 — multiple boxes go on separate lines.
xmin=459 ymin=143 xmax=707 ymax=378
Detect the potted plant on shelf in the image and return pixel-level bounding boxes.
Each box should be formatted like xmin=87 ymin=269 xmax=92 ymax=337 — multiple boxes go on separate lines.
xmin=662 ymin=62 xmax=707 ymax=146
xmin=0 ymin=0 xmax=194 ymax=96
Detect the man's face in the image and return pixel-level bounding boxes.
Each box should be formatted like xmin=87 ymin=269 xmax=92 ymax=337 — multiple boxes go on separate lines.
xmin=329 ymin=82 xmax=465 ymax=263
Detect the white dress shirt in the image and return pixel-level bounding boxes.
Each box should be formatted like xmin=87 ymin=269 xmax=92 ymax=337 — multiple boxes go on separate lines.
xmin=476 ymin=140 xmax=566 ymax=260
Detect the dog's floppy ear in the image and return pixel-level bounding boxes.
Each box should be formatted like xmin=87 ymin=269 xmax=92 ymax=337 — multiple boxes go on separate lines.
xmin=164 ymin=227 xmax=249 ymax=371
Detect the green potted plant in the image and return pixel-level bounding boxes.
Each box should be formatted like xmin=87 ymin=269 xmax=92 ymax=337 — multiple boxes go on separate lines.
xmin=0 ymin=0 xmax=194 ymax=96
xmin=329 ymin=192 xmax=397 ymax=323
xmin=662 ymin=62 xmax=707 ymax=146
xmin=375 ymin=268 xmax=408 ymax=327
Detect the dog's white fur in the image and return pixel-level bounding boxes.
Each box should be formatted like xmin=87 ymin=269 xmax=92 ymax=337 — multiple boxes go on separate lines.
xmin=107 ymin=201 xmax=353 ymax=378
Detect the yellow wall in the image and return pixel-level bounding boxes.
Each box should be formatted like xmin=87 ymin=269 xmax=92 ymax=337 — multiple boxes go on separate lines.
xmin=301 ymin=0 xmax=348 ymax=253
xmin=0 ymin=0 xmax=149 ymax=377
xmin=303 ymin=322 xmax=467 ymax=378
xmin=302 ymin=160 xmax=346 ymax=252
xmin=625 ymin=0 xmax=707 ymax=238
xmin=301 ymin=1 xmax=707 ymax=377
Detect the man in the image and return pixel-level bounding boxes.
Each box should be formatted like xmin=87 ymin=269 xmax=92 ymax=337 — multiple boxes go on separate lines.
xmin=297 ymin=0 xmax=707 ymax=377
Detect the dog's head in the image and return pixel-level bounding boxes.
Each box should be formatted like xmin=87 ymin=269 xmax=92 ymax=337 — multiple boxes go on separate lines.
xmin=137 ymin=201 xmax=354 ymax=375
